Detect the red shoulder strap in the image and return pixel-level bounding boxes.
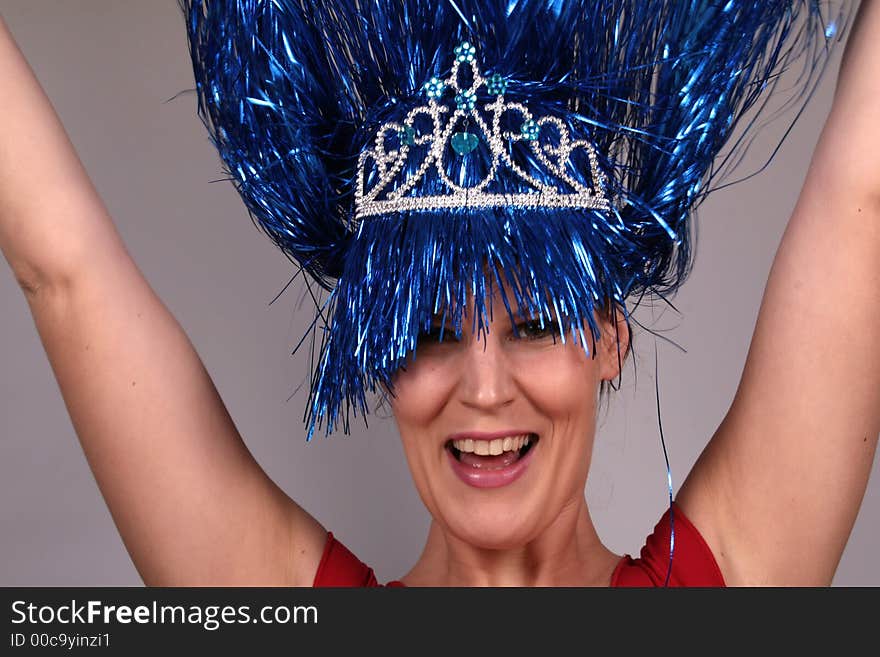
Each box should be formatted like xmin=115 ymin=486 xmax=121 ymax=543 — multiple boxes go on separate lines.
xmin=611 ymin=504 xmax=726 ymax=587
xmin=313 ymin=532 xmax=380 ymax=587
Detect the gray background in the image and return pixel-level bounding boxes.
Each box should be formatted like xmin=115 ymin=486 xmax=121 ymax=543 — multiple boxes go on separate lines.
xmin=1 ymin=1 xmax=877 ymax=586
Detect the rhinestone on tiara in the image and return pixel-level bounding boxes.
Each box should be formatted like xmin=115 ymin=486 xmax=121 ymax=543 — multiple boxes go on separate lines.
xmin=354 ymin=42 xmax=611 ymax=222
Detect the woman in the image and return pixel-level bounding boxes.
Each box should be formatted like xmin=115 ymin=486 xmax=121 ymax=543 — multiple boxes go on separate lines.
xmin=0 ymin=1 xmax=877 ymax=587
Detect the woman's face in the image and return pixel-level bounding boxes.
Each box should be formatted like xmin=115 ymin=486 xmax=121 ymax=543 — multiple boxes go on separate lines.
xmin=390 ymin=281 xmax=628 ymax=549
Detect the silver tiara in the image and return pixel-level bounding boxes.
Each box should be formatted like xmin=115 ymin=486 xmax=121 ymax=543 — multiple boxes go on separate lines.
xmin=354 ymin=41 xmax=611 ymax=222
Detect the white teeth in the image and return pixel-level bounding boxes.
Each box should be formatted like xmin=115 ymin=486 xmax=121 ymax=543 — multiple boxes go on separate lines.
xmin=451 ymin=434 xmax=534 ymax=454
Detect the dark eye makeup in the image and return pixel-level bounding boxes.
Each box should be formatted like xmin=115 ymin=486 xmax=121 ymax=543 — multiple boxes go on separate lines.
xmin=514 ymin=318 xmax=560 ymax=341
xmin=418 ymin=324 xmax=455 ymax=345
xmin=417 ymin=318 xmax=560 ymax=345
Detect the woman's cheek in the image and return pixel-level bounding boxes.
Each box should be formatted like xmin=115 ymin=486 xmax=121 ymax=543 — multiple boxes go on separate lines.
xmin=391 ymin=348 xmax=459 ymax=423
xmin=509 ymin=342 xmax=595 ymax=403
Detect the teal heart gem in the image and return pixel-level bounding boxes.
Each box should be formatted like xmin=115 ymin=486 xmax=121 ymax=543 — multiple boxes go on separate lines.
xmin=451 ymin=132 xmax=479 ymax=155
xmin=397 ymin=125 xmax=416 ymax=146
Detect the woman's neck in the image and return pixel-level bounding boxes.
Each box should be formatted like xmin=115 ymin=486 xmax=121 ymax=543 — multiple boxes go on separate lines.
xmin=400 ymin=498 xmax=620 ymax=587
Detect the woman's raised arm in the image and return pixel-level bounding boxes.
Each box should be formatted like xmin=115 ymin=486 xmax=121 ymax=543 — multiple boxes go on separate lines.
xmin=0 ymin=14 xmax=326 ymax=585
xmin=677 ymin=0 xmax=880 ymax=585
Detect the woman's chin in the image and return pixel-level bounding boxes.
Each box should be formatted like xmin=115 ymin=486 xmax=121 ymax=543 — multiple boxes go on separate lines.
xmin=442 ymin=506 xmax=541 ymax=551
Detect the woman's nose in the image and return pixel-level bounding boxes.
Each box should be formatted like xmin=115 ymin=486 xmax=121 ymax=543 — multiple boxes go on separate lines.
xmin=454 ymin=327 xmax=517 ymax=412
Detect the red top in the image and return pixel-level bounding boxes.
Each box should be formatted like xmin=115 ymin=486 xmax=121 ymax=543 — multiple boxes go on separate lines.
xmin=313 ymin=504 xmax=726 ymax=587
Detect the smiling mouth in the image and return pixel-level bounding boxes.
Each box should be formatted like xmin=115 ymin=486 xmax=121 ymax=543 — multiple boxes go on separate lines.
xmin=446 ymin=433 xmax=539 ymax=468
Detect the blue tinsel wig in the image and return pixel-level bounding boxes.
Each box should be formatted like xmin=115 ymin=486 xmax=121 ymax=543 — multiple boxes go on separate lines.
xmin=180 ymin=0 xmax=851 ymax=439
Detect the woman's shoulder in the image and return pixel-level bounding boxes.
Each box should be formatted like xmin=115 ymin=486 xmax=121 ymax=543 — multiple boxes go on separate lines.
xmin=312 ymin=503 xmax=725 ymax=587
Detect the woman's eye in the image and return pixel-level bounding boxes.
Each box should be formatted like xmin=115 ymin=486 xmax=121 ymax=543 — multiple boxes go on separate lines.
xmin=417 ymin=325 xmax=457 ymax=346
xmin=515 ymin=319 xmax=559 ymax=341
